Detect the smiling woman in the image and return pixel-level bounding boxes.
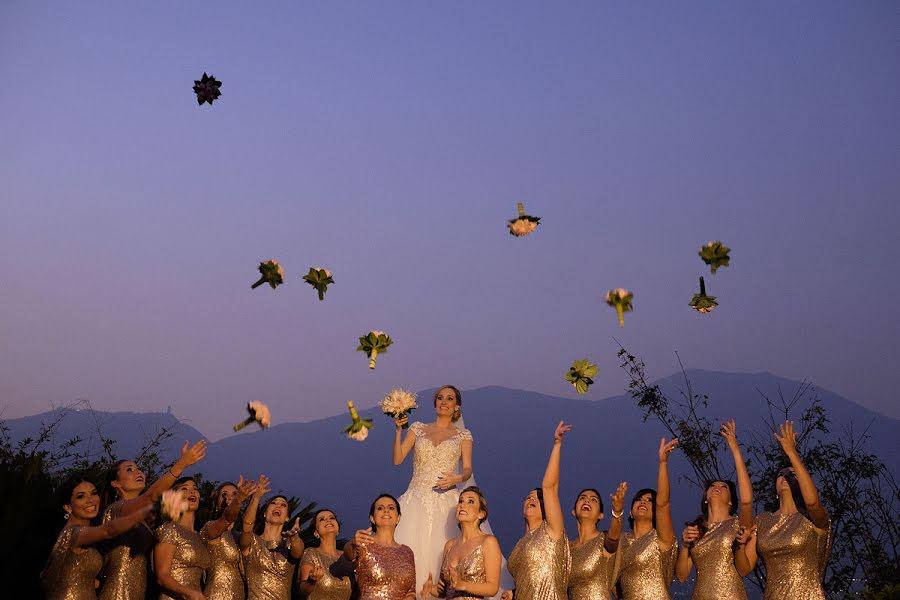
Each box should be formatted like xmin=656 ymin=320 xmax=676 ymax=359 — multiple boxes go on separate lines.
xmin=154 ymin=477 xmax=211 ymax=600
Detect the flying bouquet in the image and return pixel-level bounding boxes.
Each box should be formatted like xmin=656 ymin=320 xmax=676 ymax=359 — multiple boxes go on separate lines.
xmin=689 ymin=276 xmax=718 ymax=314
xmin=233 ymin=401 xmax=271 ymax=432
xmin=698 ymin=241 xmax=731 ymax=274
xmin=193 ymin=72 xmax=222 ymax=105
xmin=357 ymin=330 xmax=393 ymax=370
xmin=251 ymin=259 xmax=285 ymax=290
xmin=302 ymin=267 xmax=334 ymax=301
xmin=342 ymin=401 xmax=373 ymax=442
xmin=605 ymin=288 xmax=634 ymax=328
xmin=564 ymin=359 xmax=598 ymax=395
xmin=381 ymin=388 xmax=418 ymax=429
xmin=159 ymin=489 xmax=189 ymax=522
xmin=508 ymin=202 xmax=541 ymax=237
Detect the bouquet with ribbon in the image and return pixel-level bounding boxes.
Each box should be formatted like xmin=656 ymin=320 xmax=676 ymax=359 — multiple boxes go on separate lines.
xmin=381 ymin=388 xmax=418 ymax=428
xmin=193 ymin=72 xmax=222 ymax=105
xmin=251 ymin=259 xmax=285 ymax=290
xmin=689 ymin=276 xmax=718 ymax=314
xmin=233 ymin=401 xmax=271 ymax=432
xmin=357 ymin=330 xmax=393 ymax=369
xmin=302 ymin=267 xmax=335 ymax=301
xmin=342 ymin=401 xmax=373 ymax=442
xmin=698 ymin=241 xmax=731 ymax=274
xmin=564 ymin=359 xmax=598 ymax=395
xmin=605 ymin=288 xmax=634 ymax=327
xmin=508 ymin=202 xmax=541 ymax=237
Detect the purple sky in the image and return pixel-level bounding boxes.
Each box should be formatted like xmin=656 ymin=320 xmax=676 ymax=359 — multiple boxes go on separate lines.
xmin=2 ymin=2 xmax=898 ymax=440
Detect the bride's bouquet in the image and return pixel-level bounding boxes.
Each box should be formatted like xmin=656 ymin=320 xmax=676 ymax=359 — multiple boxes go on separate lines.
xmin=381 ymin=388 xmax=418 ymax=429
xmin=508 ymin=202 xmax=541 ymax=237
xmin=342 ymin=401 xmax=373 ymax=442
xmin=564 ymin=359 xmax=598 ymax=395
xmin=302 ymin=266 xmax=334 ymax=301
xmin=689 ymin=276 xmax=718 ymax=314
xmin=233 ymin=401 xmax=271 ymax=432
xmin=605 ymin=288 xmax=634 ymax=327
xmin=159 ymin=489 xmax=189 ymax=522
xmin=698 ymin=241 xmax=731 ymax=274
xmin=251 ymin=259 xmax=285 ymax=290
xmin=356 ymin=330 xmax=393 ymax=370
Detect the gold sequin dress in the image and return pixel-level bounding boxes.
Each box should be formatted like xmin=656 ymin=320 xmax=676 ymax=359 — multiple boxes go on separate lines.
xmin=440 ymin=539 xmax=488 ymax=599
xmin=99 ymin=500 xmax=154 ymax=600
xmin=689 ymin=518 xmax=748 ymax=600
xmin=355 ymin=541 xmax=416 ymax=600
xmin=155 ymin=521 xmax=211 ymax=600
xmin=507 ymin=521 xmax=571 ymax=600
xmin=40 ymin=525 xmax=104 ymax=600
xmin=567 ymin=533 xmax=619 ymax=600
xmin=756 ymin=512 xmax=832 ymax=600
xmin=300 ymin=547 xmax=352 ymax=600
xmin=201 ymin=524 xmax=245 ymax=600
xmin=617 ymin=529 xmax=677 ymax=600
xmin=244 ymin=535 xmax=296 ymax=600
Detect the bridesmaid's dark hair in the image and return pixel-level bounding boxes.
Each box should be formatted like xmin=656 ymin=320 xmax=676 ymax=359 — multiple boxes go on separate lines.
xmin=700 ymin=480 xmax=738 ymax=520
xmin=307 ymin=508 xmax=341 ymax=545
xmin=208 ymin=481 xmax=237 ymax=520
xmin=256 ymin=494 xmax=290 ymax=535
xmin=775 ymin=467 xmax=807 ymax=516
xmin=58 ymin=475 xmax=100 ymax=525
xmin=103 ymin=459 xmax=131 ymax=505
xmin=628 ymin=488 xmax=657 ymax=529
xmin=573 ymin=488 xmax=605 ymax=517
xmin=369 ymin=494 xmax=401 ymax=532
xmin=525 ymin=488 xmax=546 ymax=521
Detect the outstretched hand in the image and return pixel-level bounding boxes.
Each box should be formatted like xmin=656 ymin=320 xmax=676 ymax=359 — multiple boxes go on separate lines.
xmin=553 ymin=421 xmax=572 ymax=442
xmin=354 ymin=528 xmax=374 ymax=547
xmin=180 ymin=440 xmax=207 ymax=467
xmin=281 ymin=517 xmax=301 ymax=540
xmin=435 ymin=471 xmax=458 ymax=490
xmin=736 ymin=523 xmax=756 ymax=546
xmin=236 ymin=475 xmax=258 ymax=501
xmin=394 ymin=415 xmax=409 ymax=430
xmin=610 ymin=481 xmax=628 ymax=514
xmin=659 ymin=437 xmax=679 ymax=462
xmin=720 ymin=418 xmax=739 ymax=448
xmin=254 ymin=475 xmax=272 ymax=498
xmin=774 ymin=420 xmax=799 ymax=456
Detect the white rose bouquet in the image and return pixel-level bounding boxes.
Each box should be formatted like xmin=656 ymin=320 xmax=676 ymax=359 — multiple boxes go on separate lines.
xmin=302 ymin=267 xmax=334 ymax=301
xmin=233 ymin=401 xmax=271 ymax=432
xmin=605 ymin=288 xmax=634 ymax=328
xmin=698 ymin=241 xmax=731 ymax=274
xmin=689 ymin=276 xmax=718 ymax=314
xmin=508 ymin=202 xmax=541 ymax=237
xmin=160 ymin=489 xmax=190 ymax=522
xmin=356 ymin=330 xmax=393 ymax=370
xmin=251 ymin=259 xmax=285 ymax=290
xmin=342 ymin=401 xmax=373 ymax=442
xmin=380 ymin=388 xmax=418 ymax=429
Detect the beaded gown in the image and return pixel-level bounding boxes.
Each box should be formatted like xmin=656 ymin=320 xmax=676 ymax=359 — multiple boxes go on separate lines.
xmin=617 ymin=529 xmax=677 ymax=600
xmin=440 ymin=538 xmax=489 ymax=599
xmin=567 ymin=533 xmax=619 ymax=600
xmin=506 ymin=521 xmax=571 ymax=600
xmin=155 ymin=521 xmax=211 ymax=600
xmin=688 ymin=518 xmax=748 ymax=600
xmin=40 ymin=525 xmax=104 ymax=600
xmin=394 ymin=421 xmax=473 ymax=589
xmin=99 ymin=500 xmax=154 ymax=600
xmin=244 ymin=535 xmax=296 ymax=600
xmin=300 ymin=547 xmax=352 ymax=600
xmin=757 ymin=512 xmax=832 ymax=600
xmin=201 ymin=524 xmax=244 ymax=600
xmin=355 ymin=542 xmax=416 ymax=600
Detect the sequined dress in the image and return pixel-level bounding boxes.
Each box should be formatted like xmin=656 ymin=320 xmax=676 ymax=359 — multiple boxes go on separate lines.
xmin=300 ymin=547 xmax=352 ymax=600
xmin=394 ymin=421 xmax=473 ymax=590
xmin=355 ymin=542 xmax=416 ymax=600
xmin=757 ymin=512 xmax=832 ymax=600
xmin=567 ymin=533 xmax=619 ymax=600
xmin=244 ymin=535 xmax=296 ymax=600
xmin=40 ymin=525 xmax=104 ymax=600
xmin=689 ymin=518 xmax=748 ymax=600
xmin=201 ymin=524 xmax=244 ymax=600
xmin=441 ymin=538 xmax=489 ymax=599
xmin=507 ymin=521 xmax=571 ymax=600
xmin=617 ymin=529 xmax=677 ymax=600
xmin=155 ymin=521 xmax=211 ymax=600
xmin=99 ymin=500 xmax=154 ymax=600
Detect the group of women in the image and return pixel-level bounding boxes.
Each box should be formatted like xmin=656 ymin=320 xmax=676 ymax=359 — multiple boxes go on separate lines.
xmin=41 ymin=385 xmax=832 ymax=600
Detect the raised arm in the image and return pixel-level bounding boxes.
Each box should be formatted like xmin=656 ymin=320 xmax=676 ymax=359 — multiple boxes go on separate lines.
xmin=392 ymin=416 xmax=417 ymax=465
xmin=604 ymin=482 xmax=627 ymax=554
xmin=722 ymin=419 xmax=753 ymax=527
xmin=542 ymin=421 xmax=572 ymax=540
xmin=205 ymin=476 xmax=256 ymax=541
xmin=775 ymin=421 xmax=830 ymax=530
xmin=240 ymin=475 xmax=270 ymax=552
xmin=118 ymin=440 xmax=207 ymax=517
xmin=655 ymin=438 xmax=679 ymax=549
xmin=75 ymin=504 xmax=153 ymax=547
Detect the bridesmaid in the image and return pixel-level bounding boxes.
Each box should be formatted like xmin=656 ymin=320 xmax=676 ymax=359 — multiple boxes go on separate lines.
xmin=101 ymin=441 xmax=207 ymax=600
xmin=240 ymin=476 xmax=305 ymax=600
xmin=41 ymin=476 xmax=152 ymax=600
xmin=675 ymin=419 xmax=754 ymax=599
xmin=567 ymin=482 xmax=627 ymax=600
xmin=746 ymin=420 xmax=832 ymax=600
xmin=503 ymin=421 xmax=572 ymax=600
xmin=421 ymin=486 xmax=503 ymax=599
xmin=298 ymin=509 xmax=352 ymax=600
xmin=202 ymin=477 xmax=257 ymax=600
xmin=615 ymin=438 xmax=679 ymax=600
xmin=154 ymin=477 xmax=211 ymax=600
xmin=344 ymin=494 xmax=416 ymax=600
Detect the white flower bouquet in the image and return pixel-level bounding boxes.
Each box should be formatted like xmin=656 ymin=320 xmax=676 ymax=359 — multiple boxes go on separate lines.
xmin=356 ymin=330 xmax=393 ymax=370
xmin=302 ymin=267 xmax=334 ymax=301
xmin=233 ymin=401 xmax=271 ymax=432
xmin=508 ymin=202 xmax=541 ymax=237
xmin=342 ymin=401 xmax=373 ymax=442
xmin=160 ymin=489 xmax=189 ymax=522
xmin=380 ymin=388 xmax=418 ymax=429
xmin=251 ymin=259 xmax=285 ymax=290
xmin=605 ymin=288 xmax=634 ymax=328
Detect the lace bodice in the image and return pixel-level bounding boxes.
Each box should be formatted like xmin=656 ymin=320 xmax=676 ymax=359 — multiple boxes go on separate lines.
xmin=407 ymin=421 xmax=472 ymax=493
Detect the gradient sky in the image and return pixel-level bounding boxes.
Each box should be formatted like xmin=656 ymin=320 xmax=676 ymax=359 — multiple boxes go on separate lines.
xmin=2 ymin=1 xmax=898 ymax=441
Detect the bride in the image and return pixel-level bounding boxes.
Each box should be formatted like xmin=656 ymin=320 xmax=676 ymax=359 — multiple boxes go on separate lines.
xmin=392 ymin=385 xmax=491 ymax=592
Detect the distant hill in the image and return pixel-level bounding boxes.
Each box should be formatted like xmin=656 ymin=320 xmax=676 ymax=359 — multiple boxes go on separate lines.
xmin=6 ymin=371 xmax=897 ymax=599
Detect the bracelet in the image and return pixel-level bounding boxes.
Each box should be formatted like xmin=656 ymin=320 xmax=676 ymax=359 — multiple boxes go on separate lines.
xmin=167 ymin=468 xmax=178 ymax=478
xmin=612 ymin=509 xmax=624 ymax=519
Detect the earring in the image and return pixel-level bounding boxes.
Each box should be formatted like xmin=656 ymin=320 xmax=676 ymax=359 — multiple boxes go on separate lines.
xmin=64 ymin=511 xmax=71 ymax=520
xmin=453 ymin=407 xmax=461 ymax=420
xmin=313 ymin=532 xmax=320 ymax=539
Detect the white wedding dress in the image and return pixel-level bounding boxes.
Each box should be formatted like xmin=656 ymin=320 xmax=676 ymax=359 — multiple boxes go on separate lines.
xmin=394 ymin=420 xmax=511 ymax=598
